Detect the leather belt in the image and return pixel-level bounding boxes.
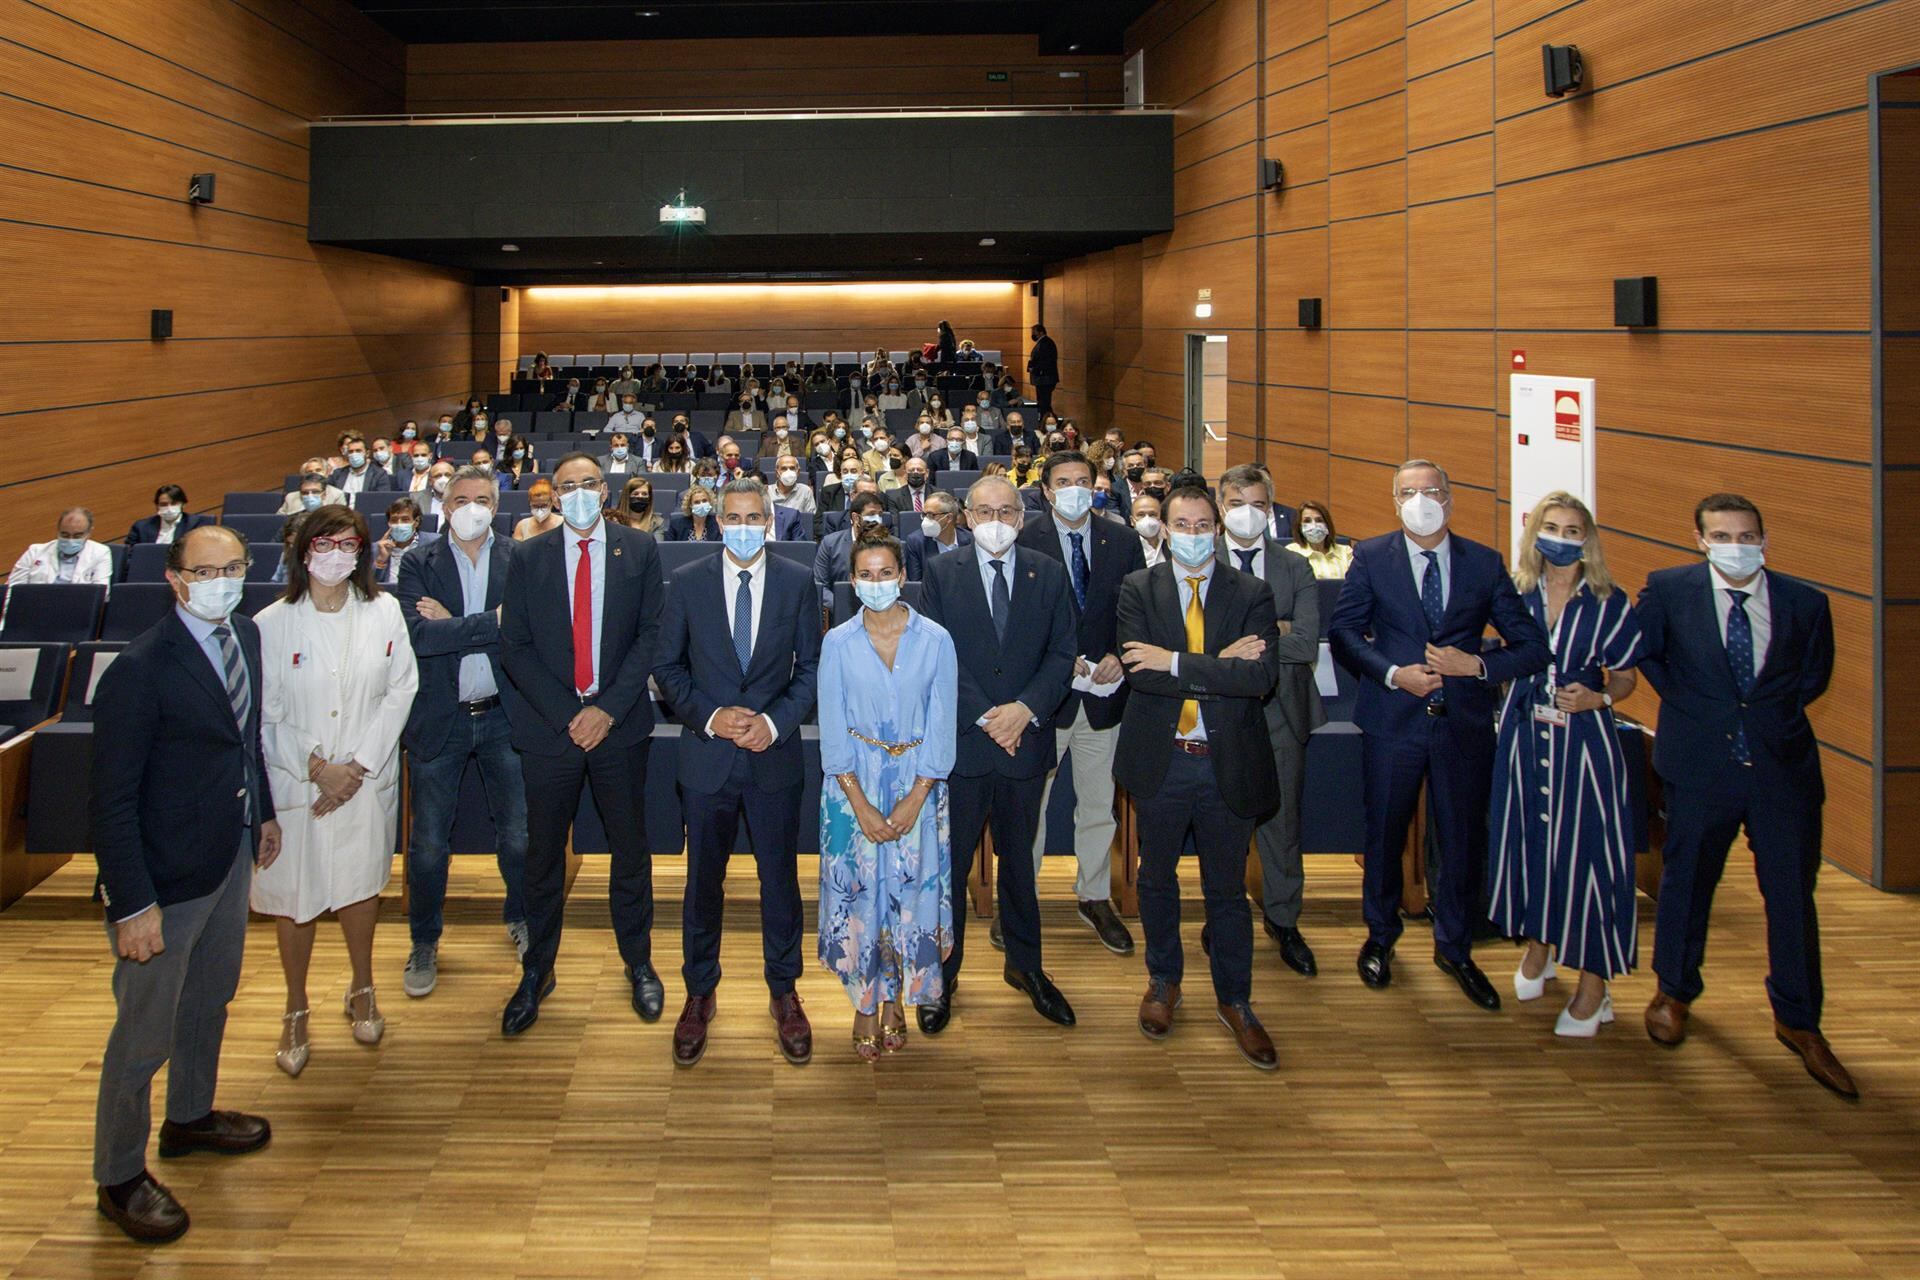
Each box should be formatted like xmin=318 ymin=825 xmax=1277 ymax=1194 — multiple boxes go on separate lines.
xmin=461 ymin=696 xmax=500 ymax=716
xmin=1174 ymin=739 xmax=1211 ymax=757
xmin=1425 ymin=703 xmax=1448 ymax=717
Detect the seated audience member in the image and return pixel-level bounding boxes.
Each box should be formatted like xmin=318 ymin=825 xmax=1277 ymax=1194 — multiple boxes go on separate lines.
xmin=655 ymin=436 xmax=691 ymax=473
xmin=424 ymin=460 xmax=456 ymax=520
xmin=269 ymin=512 xmax=307 ymax=585
xmin=374 ymin=496 xmax=436 ymax=586
xmin=906 ymin=415 xmax=939 ymax=459
xmin=283 ymin=474 xmax=329 ymax=520
xmin=1131 ymin=493 xmax=1167 ymax=567
xmin=278 ymin=462 xmax=345 ymax=516
xmin=607 ymin=396 xmax=647 ymax=436
xmin=396 ymin=420 xmax=421 ymax=448
xmin=812 ymin=488 xmax=888 ymax=606
xmin=11 ymin=506 xmax=113 ymax=584
xmin=759 ymin=414 xmax=796 ymax=459
xmin=717 ymin=438 xmax=751 ymax=485
xmin=530 ymin=353 xmax=555 ymax=382
xmin=608 ymin=364 xmax=642 ymax=401
xmin=956 ymin=338 xmax=982 ymax=362
xmin=514 ymin=479 xmax=561 ymax=540
xmin=1286 ymin=499 xmax=1352 ymax=579
xmin=668 ymin=483 xmax=721 ymax=542
xmin=923 ymin=397 xmax=955 ymax=433
xmin=626 ymin=418 xmax=665 ymax=468
xmin=613 ymin=476 xmax=665 ymax=536
xmin=865 ymin=348 xmax=895 ymax=381
xmin=886 ymin=457 xmax=935 ymax=514
xmin=500 ymin=435 xmax=539 ymax=489
xmin=332 ymin=433 xmax=395 ymax=496
xmin=966 ymin=387 xmax=1002 ymax=439
xmin=670 ymin=412 xmax=714 ymax=458
xmin=402 ymin=443 xmax=436 ymax=493
xmin=816 ymin=456 xmax=865 ymax=518
xmin=369 ymin=438 xmax=396 ymax=478
xmin=878 ymin=377 xmax=907 ymax=411
xmin=127 ymin=485 xmax=213 ymax=545
xmin=587 ymin=377 xmax=616 ymax=412
xmin=860 ymin=431 xmax=893 ymax=478
xmin=805 ymin=362 xmax=836 ymax=393
xmin=771 ymin=455 xmax=816 ymax=514
xmin=705 ymin=367 xmax=732 ymax=397
xmin=928 ymin=428 xmax=979 ymax=475
xmin=1093 ymin=472 xmax=1125 ymax=522
xmin=1007 ymin=446 xmax=1042 ymax=491
xmin=1138 ymin=467 xmax=1170 ymax=506
xmin=876 ymin=445 xmax=907 ymax=493
xmin=487 ymin=418 xmax=518 ymax=464
xmin=724 ymin=393 xmax=765 ymax=435
xmin=991 ymin=409 xmax=1038 ymax=458
xmin=778 ymin=393 xmax=812 ymax=434
xmin=599 ymin=433 xmax=639 ymax=480
xmin=640 ymin=363 xmax=669 ymax=394
xmin=1134 ymin=440 xmax=1161 ymax=471
xmin=549 ymin=377 xmax=585 ymax=412
xmin=466 ymin=449 xmax=503 ymax=486
xmin=902 ymin=490 xmax=971 ymax=579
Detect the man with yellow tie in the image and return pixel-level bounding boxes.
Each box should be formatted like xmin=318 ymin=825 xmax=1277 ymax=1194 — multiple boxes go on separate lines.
xmin=1116 ymin=484 xmax=1284 ymax=1071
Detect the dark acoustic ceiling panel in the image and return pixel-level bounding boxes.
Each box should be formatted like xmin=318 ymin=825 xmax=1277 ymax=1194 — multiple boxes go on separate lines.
xmin=348 ymin=0 xmax=1156 ymax=53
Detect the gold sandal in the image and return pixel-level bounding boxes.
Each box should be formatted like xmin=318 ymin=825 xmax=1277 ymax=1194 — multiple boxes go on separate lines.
xmin=880 ymin=1004 xmax=907 ymax=1054
xmin=852 ymin=1011 xmax=881 ymax=1063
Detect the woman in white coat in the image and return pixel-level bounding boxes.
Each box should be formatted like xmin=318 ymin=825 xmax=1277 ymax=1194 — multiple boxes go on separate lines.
xmin=251 ymin=505 xmax=417 ymax=1075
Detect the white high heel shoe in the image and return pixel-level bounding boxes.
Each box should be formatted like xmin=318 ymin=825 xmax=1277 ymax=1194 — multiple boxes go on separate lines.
xmin=344 ymin=986 xmax=386 ymax=1046
xmin=1555 ymin=992 xmax=1614 ymax=1038
xmin=276 ymin=1009 xmax=310 ymax=1076
xmin=1513 ymin=951 xmax=1558 ymax=1002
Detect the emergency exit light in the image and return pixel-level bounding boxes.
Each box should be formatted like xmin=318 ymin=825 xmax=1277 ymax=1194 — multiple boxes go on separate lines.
xmin=659 ymin=190 xmax=706 ymax=226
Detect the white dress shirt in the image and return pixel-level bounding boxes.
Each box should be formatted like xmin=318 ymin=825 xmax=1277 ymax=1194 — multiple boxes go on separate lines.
xmin=703 ymin=550 xmax=780 ymax=741
xmin=1383 ymin=533 xmax=1462 ymax=690
xmin=342 ymin=466 xmax=369 ymax=493
xmin=562 ymin=517 xmax=608 ymax=697
xmin=1222 ymin=534 xmax=1264 ymax=578
xmin=1165 ymin=558 xmax=1214 ymax=740
xmin=973 ymin=540 xmax=1029 ymax=721
xmin=1709 ymin=561 xmax=1772 ymax=679
xmin=1053 ymin=513 xmax=1093 ymax=572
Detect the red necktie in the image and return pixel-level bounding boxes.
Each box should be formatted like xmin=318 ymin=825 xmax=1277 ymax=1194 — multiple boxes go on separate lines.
xmin=573 ymin=538 xmax=594 ymax=693
xmin=914 ymin=489 xmax=923 ymax=512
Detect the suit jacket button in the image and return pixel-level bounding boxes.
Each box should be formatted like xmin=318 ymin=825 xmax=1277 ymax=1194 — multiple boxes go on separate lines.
xmin=236 ymin=788 xmax=246 ymax=799
xmin=994 ymin=667 xmax=1002 ymax=675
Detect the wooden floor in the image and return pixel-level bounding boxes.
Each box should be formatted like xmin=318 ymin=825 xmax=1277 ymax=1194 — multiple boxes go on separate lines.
xmin=2 ymin=856 xmax=1918 ymax=1279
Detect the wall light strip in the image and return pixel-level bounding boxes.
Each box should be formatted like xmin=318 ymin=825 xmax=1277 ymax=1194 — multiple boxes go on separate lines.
xmin=522 ymin=281 xmax=1021 ymax=300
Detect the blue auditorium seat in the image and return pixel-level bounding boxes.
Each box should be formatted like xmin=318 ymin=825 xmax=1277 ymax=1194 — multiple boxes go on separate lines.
xmin=59 ymin=641 xmax=124 ymax=723
xmin=0 ymin=584 xmax=105 ymax=642
xmin=125 ymin=543 xmax=170 ymax=582
xmin=223 ymin=491 xmax=285 ymax=515
xmin=0 ymin=642 xmax=72 ymax=731
xmin=224 ymin=513 xmax=288 ymax=544
xmin=99 ymin=584 xmax=176 ymax=641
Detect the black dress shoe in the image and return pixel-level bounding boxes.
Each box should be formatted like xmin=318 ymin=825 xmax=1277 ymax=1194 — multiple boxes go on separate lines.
xmin=97 ymin=1172 xmax=189 ymax=1244
xmin=988 ymin=914 xmax=1006 ymax=952
xmin=1357 ymin=941 xmax=1394 ymax=989
xmin=1266 ymin=920 xmax=1318 ymax=977
xmin=1434 ymin=951 xmax=1502 ymax=1011
xmin=501 ymin=969 xmax=555 ymax=1036
xmin=1077 ymin=899 xmax=1135 ymax=955
xmin=157 ymin=1111 xmax=270 ymax=1159
xmin=627 ymin=963 xmax=665 ymax=1022
xmin=1004 ymin=965 xmax=1075 ymax=1026
xmin=917 ymin=987 xmax=954 ymax=1035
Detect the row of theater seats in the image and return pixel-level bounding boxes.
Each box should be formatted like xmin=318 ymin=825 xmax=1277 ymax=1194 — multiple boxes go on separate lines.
xmin=514 ymin=351 xmax=1005 ymax=373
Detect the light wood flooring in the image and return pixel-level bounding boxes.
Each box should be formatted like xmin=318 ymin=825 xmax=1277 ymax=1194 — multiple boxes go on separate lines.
xmin=1 ymin=855 xmax=1918 ymax=1279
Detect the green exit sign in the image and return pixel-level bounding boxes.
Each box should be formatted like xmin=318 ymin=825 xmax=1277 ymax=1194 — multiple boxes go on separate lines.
xmin=986 ymin=71 xmax=1008 ymax=82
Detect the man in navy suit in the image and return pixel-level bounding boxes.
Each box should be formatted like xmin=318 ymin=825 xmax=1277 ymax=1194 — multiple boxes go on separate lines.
xmin=926 ymin=428 xmax=979 ymax=475
xmin=1329 ymin=458 xmax=1549 ymax=1009
xmin=124 ymin=484 xmax=213 ymax=546
xmin=499 ymin=453 xmax=666 ymax=1036
xmin=902 ymin=490 xmax=971 ymax=579
xmin=90 ymin=525 xmax=279 ymax=1242
xmin=990 ymin=409 xmax=1041 ymax=459
xmin=1012 ymin=450 xmax=1144 ymax=955
xmin=917 ymin=475 xmax=1078 ymax=1031
xmin=395 ymin=467 xmax=527 ymax=999
xmin=812 ymin=489 xmax=886 ymax=606
xmin=329 ymin=431 xmax=396 ymax=497
xmin=653 ymin=478 xmax=821 ymax=1068
xmin=769 ymin=504 xmax=807 ymax=543
xmin=1636 ymin=494 xmax=1853 ymax=1096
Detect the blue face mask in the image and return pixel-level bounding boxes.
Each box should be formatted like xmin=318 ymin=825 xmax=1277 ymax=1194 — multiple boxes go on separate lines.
xmin=300 ymin=492 xmax=323 ymax=511
xmin=1091 ymin=490 xmax=1110 ymax=510
xmin=722 ymin=524 xmax=767 ymax=561
xmin=389 ymin=523 xmax=415 ymax=544
xmin=56 ymin=536 xmax=86 ymax=557
xmin=512 ymin=448 xmax=526 ymax=461
xmin=855 ymin=578 xmax=901 ymax=611
xmin=691 ymin=501 xmax=714 ymax=518
xmin=1534 ymin=533 xmax=1585 ymax=567
xmin=1051 ymin=485 xmax=1093 ymax=521
xmin=611 ymin=446 xmax=629 ymax=460
xmin=1169 ymin=531 xmax=1214 ymax=569
xmin=559 ymin=487 xmax=603 ymax=528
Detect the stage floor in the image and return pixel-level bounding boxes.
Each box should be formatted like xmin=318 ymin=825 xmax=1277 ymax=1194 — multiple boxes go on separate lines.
xmin=2 ymin=855 xmax=1917 ymax=1278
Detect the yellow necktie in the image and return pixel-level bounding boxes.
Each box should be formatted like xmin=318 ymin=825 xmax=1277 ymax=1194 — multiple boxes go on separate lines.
xmin=1177 ymin=575 xmax=1204 ymax=736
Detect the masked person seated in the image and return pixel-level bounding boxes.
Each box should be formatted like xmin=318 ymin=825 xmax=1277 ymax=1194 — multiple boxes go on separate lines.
xmin=11 ymin=506 xmax=114 ymax=585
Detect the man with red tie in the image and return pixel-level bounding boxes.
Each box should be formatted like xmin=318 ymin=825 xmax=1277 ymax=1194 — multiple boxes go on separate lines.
xmin=500 ymin=453 xmax=667 ymax=1036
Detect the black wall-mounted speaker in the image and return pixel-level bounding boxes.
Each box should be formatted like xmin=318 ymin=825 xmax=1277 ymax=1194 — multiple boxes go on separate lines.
xmin=1613 ymin=276 xmax=1657 ymax=327
xmin=1298 ymin=297 xmax=1322 ymax=328
xmin=151 ymin=309 xmax=173 ymax=340
xmin=1258 ymin=157 xmax=1285 ymax=192
xmin=187 ymin=173 xmax=216 ymax=204
xmin=1542 ymin=44 xmax=1584 ymax=97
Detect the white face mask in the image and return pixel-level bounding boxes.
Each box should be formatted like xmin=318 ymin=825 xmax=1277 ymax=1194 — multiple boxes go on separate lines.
xmin=157 ymin=505 xmax=182 ymax=522
xmin=1136 ymin=516 xmax=1163 ymax=541
xmin=1704 ymin=541 xmax=1765 ymax=579
xmin=1224 ymin=505 xmax=1267 ymax=541
xmin=306 ymin=548 xmax=357 ymax=586
xmin=449 ymin=503 xmax=493 ymax=541
xmin=920 ymin=516 xmax=944 ymax=539
xmin=1301 ymin=521 xmax=1329 ymax=545
xmin=431 ymin=476 xmax=450 ymax=497
xmin=778 ymin=469 xmax=798 ymax=487
xmin=180 ymin=576 xmax=243 ymax=622
xmin=972 ymin=519 xmax=1017 ymax=556
xmin=1398 ymin=492 xmax=1447 ymax=538
xmin=531 ymin=505 xmax=552 ymax=522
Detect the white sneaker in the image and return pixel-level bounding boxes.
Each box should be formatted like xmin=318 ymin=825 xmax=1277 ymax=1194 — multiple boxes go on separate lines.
xmin=507 ymin=921 xmax=529 ymax=960
xmin=402 ymin=944 xmax=438 ymax=998
xmin=1555 ymin=993 xmax=1613 ymax=1038
xmin=1513 ymin=952 xmax=1557 ymax=1002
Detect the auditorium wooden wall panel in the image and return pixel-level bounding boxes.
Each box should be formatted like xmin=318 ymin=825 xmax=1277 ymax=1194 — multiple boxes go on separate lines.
xmin=1266 ymin=75 xmax=1333 ymax=136
xmin=1269 ymin=121 xmax=1331 ymax=187
xmin=1330 ymin=41 xmax=1407 ymax=111
xmin=1408 ymin=405 xmax=1498 ymax=490
xmin=1330 ymin=0 xmax=1408 ymax=64
xmin=1408 ymin=133 xmax=1494 ymax=201
xmin=1265 ymin=329 xmax=1332 ymax=400
xmin=1174 ymin=99 xmax=1259 ymax=172
xmin=1328 ymin=455 xmax=1399 ymax=537
xmin=1270 ymin=0 xmax=1332 ymax=53
xmin=1328 ymin=393 xmax=1408 ymax=465
xmin=1266 ymin=179 xmax=1332 ymax=235
xmin=1329 ymin=330 xmax=1407 ymax=398
xmin=1329 ymin=160 xmax=1407 ymax=221
xmin=1263 ymin=227 xmax=1332 ymax=318
xmin=1265 ymin=440 xmax=1332 ymax=497
xmin=0 ymin=0 xmax=472 ymax=555
xmin=1407 ymin=55 xmax=1494 ymax=152
xmin=1147 ymin=198 xmax=1254 ymax=260
xmin=1820 ymin=748 xmax=1875 ymax=882
xmin=1408 ymin=330 xmax=1496 ymax=409
xmin=1327 ymin=215 xmax=1407 ymax=326
xmin=1408 ymin=197 xmax=1494 ymax=328
xmin=1267 ymin=36 xmax=1329 ymax=95
xmin=1329 ymin=92 xmax=1407 ymax=172
xmin=1265 ymin=385 xmax=1332 ymax=449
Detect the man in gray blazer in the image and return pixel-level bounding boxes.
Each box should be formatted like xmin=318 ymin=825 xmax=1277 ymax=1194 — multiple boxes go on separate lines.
xmin=1218 ymin=464 xmax=1325 ymax=976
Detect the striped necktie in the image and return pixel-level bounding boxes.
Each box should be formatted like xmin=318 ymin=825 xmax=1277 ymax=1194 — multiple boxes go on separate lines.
xmin=209 ymin=625 xmax=251 ymax=730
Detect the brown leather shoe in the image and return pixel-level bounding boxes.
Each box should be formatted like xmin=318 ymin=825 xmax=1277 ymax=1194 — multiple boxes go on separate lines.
xmin=1138 ymin=978 xmax=1180 ymax=1040
xmin=771 ymin=991 xmax=812 ymax=1065
xmin=1775 ymin=1022 xmax=1859 ymax=1099
xmin=157 ymin=1110 xmax=270 ymax=1159
xmin=672 ymin=993 xmax=715 ymax=1067
xmin=97 ymin=1172 xmax=189 ymax=1244
xmin=1217 ymin=1002 xmax=1279 ymax=1072
xmin=1644 ymin=992 xmax=1690 ymax=1046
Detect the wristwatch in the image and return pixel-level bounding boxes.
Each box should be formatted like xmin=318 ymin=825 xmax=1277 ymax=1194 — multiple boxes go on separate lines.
xmin=1601 ymin=693 xmax=1614 ymax=708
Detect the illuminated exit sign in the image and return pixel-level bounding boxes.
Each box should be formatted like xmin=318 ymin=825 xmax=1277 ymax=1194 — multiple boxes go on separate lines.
xmin=986 ymin=71 xmax=1008 ymax=82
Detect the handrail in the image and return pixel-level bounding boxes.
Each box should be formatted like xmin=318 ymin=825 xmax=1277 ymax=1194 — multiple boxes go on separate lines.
xmin=313 ymin=103 xmax=1166 ymax=125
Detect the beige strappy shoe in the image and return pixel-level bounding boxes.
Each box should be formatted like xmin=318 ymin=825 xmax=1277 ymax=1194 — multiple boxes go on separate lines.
xmin=344 ymin=986 xmax=385 ymax=1045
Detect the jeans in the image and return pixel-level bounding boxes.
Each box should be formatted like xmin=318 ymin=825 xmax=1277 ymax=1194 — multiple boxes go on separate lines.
xmin=405 ymin=704 xmax=529 ymax=947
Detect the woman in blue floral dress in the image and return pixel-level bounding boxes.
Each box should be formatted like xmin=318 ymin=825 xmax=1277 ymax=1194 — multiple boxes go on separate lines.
xmin=817 ymin=532 xmax=958 ymax=1060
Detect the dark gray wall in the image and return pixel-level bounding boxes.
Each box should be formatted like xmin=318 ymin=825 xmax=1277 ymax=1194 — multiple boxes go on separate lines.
xmin=309 ymin=112 xmax=1172 ymax=279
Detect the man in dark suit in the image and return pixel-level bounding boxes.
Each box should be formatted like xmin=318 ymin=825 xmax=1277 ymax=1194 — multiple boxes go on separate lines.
xmin=1026 ymin=324 xmax=1060 ymax=422
xmin=769 ymin=503 xmax=807 ymax=543
xmin=883 ymin=457 xmax=936 ymax=515
xmin=396 ymin=467 xmax=527 ymax=999
xmin=1117 ymin=485 xmax=1283 ymax=1070
xmin=1328 ymin=458 xmax=1550 ymax=1009
xmin=1012 ymin=450 xmax=1144 ymax=955
xmin=668 ymin=413 xmax=716 ymax=459
xmin=1636 ymin=493 xmax=1852 ymax=1096
xmin=902 ymin=490 xmax=971 ymax=579
xmin=90 ymin=524 xmax=279 ymax=1243
xmin=329 ymin=432 xmax=396 ymax=497
xmin=991 ymin=409 xmax=1040 ymax=459
xmin=124 ymin=484 xmax=214 ymax=546
xmin=499 ymin=453 xmax=666 ymax=1036
xmin=653 ymin=477 xmax=821 ymax=1068
xmin=1217 ymin=464 xmax=1325 ymax=976
xmin=917 ymin=474 xmax=1078 ymax=1031
xmin=927 ymin=428 xmax=979 ymax=475
xmin=812 ymin=489 xmax=886 ymax=607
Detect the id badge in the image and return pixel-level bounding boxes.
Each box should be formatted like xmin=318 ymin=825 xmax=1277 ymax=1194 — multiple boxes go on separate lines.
xmin=1533 ymin=697 xmax=1568 ymax=728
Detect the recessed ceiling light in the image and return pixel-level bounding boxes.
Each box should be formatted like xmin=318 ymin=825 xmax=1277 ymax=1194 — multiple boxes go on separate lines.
xmin=1069 ymin=43 xmax=1081 ymax=51
xmin=979 ymin=237 xmax=997 ymax=246
xmin=593 ymin=260 xmax=604 ymax=265
xmin=501 ymin=243 xmax=519 ymax=252
xmin=635 ymin=9 xmax=660 ymax=15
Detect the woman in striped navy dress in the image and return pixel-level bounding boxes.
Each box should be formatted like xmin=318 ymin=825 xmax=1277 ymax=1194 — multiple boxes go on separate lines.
xmin=1488 ymin=492 xmax=1644 ymax=1037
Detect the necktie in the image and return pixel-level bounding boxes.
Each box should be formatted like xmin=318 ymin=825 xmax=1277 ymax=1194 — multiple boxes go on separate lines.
xmin=1420 ymin=550 xmax=1446 ymax=705
xmin=989 ymin=559 xmax=1010 ymax=643
xmin=573 ymin=539 xmax=594 ymax=694
xmin=1725 ymin=589 xmax=1755 ymax=764
xmin=1068 ymin=531 xmax=1088 ymax=610
xmin=1236 ymin=548 xmax=1257 ymax=575
xmin=210 ymin=624 xmax=250 ymax=730
xmin=913 ymin=489 xmax=923 ymax=512
xmin=1177 ymin=576 xmax=1204 ymax=736
xmin=733 ymin=570 xmax=754 ymax=673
